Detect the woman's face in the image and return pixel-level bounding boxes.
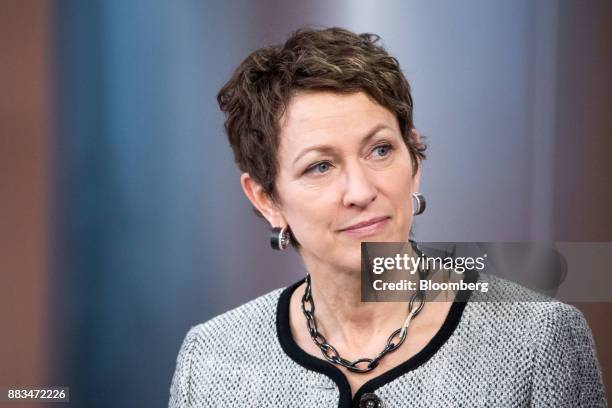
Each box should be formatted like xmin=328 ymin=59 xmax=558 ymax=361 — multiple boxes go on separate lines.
xmin=272 ymin=90 xmax=421 ymax=273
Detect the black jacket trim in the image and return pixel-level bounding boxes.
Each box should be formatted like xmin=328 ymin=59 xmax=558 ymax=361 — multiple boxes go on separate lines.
xmin=276 ymin=269 xmax=479 ymax=407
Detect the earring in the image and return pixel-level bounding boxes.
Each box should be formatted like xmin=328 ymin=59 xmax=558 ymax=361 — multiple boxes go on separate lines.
xmin=270 ymin=226 xmax=291 ymax=250
xmin=412 ymin=192 xmax=426 ymax=215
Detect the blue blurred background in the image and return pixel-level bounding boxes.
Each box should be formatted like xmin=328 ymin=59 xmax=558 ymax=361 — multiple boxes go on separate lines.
xmin=1 ymin=0 xmax=611 ymax=406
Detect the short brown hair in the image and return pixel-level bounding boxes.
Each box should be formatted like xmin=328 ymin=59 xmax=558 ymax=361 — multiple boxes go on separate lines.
xmin=217 ymin=26 xmax=426 ymax=246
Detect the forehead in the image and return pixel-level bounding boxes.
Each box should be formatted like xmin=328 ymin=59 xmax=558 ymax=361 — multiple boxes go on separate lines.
xmin=278 ymin=91 xmax=398 ymax=150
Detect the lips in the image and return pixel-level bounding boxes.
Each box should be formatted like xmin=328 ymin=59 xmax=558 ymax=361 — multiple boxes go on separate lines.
xmin=340 ymin=216 xmax=390 ymax=231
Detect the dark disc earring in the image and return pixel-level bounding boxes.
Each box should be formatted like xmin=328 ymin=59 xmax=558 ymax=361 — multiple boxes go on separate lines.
xmin=270 ymin=226 xmax=291 ymax=250
xmin=412 ymin=192 xmax=426 ymax=215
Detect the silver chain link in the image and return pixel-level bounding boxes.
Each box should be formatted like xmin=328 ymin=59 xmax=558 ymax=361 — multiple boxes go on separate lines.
xmin=301 ymin=266 xmax=427 ymax=374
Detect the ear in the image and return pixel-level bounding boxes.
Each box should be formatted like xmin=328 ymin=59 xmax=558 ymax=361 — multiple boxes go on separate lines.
xmin=410 ymin=128 xmax=422 ymax=192
xmin=240 ymin=172 xmax=286 ymax=227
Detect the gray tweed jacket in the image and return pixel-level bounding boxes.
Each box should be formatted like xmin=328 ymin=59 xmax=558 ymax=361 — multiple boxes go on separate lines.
xmin=168 ymin=270 xmax=607 ymax=407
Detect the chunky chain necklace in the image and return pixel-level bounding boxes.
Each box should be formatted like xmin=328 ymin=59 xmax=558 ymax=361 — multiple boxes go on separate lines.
xmin=300 ymin=272 xmax=426 ymax=373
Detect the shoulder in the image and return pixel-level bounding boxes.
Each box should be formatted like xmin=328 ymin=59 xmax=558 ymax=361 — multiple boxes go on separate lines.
xmin=182 ymin=285 xmax=286 ymax=359
xmin=468 ymin=272 xmax=587 ymax=323
xmin=437 ymin=273 xmax=606 ymax=405
xmin=466 ymin=275 xmax=607 ymax=404
xmin=459 ymin=272 xmax=595 ymax=352
xmin=168 ymin=285 xmax=289 ymax=407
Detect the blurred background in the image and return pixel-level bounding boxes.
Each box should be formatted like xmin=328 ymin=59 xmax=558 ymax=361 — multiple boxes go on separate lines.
xmin=1 ymin=0 xmax=611 ymax=406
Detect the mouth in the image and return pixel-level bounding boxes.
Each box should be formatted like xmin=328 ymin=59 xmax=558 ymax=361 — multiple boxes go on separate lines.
xmin=338 ymin=216 xmax=391 ymax=237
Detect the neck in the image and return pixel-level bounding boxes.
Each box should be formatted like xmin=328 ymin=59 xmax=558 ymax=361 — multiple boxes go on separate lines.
xmin=296 ymin=247 xmax=455 ymax=355
xmin=300 ymin=259 xmax=412 ymax=354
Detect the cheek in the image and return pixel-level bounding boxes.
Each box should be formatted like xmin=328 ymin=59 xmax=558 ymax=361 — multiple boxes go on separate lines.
xmin=384 ymin=160 xmax=414 ymax=200
xmin=394 ymin=187 xmax=414 ymax=230
xmin=282 ymin=187 xmax=337 ymax=242
xmin=383 ymin=160 xmax=416 ymax=231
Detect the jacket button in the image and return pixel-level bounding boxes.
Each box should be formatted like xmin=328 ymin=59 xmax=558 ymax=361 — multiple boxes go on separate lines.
xmin=359 ymin=392 xmax=384 ymax=408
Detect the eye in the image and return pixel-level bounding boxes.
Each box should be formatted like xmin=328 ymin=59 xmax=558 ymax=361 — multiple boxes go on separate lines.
xmin=305 ymin=161 xmax=332 ymax=175
xmin=371 ymin=143 xmax=393 ymax=158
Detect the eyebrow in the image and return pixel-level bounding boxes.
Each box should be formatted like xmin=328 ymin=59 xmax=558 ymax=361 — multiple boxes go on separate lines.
xmin=292 ymin=123 xmax=393 ymax=166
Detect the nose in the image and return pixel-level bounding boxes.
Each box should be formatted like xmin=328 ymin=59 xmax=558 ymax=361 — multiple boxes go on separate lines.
xmin=341 ymin=161 xmax=377 ymax=208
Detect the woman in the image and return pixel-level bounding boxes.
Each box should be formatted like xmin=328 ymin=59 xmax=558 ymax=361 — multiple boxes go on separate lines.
xmin=169 ymin=27 xmax=606 ymax=407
